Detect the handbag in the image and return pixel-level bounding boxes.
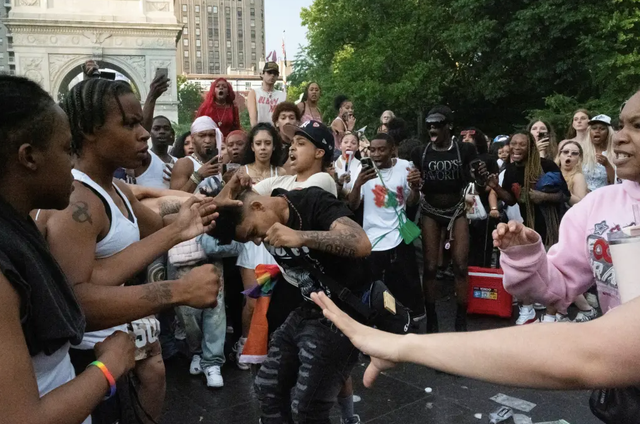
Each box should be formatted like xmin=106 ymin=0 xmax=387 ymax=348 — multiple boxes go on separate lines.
xmin=589 ymin=386 xmax=640 ymax=423
xmin=465 ymin=183 xmax=488 ymax=220
xmin=284 ymin=248 xmax=416 ymax=334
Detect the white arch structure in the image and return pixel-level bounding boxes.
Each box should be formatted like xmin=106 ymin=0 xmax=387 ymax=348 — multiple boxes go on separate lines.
xmin=5 ymin=0 xmax=182 ymax=122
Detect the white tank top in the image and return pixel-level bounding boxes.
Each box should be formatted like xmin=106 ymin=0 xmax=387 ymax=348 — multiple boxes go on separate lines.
xmin=135 ymin=150 xmax=175 ymax=189
xmin=254 ymin=87 xmax=286 ymax=124
xmin=188 ymin=155 xmax=223 ymax=195
xmin=72 ymin=169 xmax=141 ymax=349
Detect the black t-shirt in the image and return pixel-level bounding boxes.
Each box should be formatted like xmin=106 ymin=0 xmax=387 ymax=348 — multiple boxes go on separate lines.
xmin=267 ymin=187 xmax=371 ymax=300
xmin=501 ymin=158 xmax=567 ymax=240
xmin=411 ymin=141 xmax=478 ymax=196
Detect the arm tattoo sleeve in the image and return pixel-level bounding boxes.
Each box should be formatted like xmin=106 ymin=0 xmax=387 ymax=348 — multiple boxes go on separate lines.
xmin=298 ymin=217 xmax=367 ymax=258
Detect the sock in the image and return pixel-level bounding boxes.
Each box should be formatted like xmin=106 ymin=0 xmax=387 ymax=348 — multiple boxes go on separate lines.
xmin=521 ymin=304 xmax=533 ymax=311
xmin=338 ymin=395 xmax=354 ymax=420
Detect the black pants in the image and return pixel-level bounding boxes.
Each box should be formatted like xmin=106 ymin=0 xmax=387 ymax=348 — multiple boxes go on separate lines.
xmin=367 ymin=242 xmax=425 ymax=317
xmin=468 ymin=217 xmax=497 ymax=268
xmin=255 ymin=307 xmax=359 ymax=424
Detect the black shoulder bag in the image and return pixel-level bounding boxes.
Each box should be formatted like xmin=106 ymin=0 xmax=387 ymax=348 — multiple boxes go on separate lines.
xmin=284 ymin=248 xmax=417 ymax=334
xmin=589 ymin=386 xmax=640 ymax=423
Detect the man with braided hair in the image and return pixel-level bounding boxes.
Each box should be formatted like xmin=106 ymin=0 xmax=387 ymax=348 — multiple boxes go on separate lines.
xmin=36 ymin=77 xmax=225 ymax=423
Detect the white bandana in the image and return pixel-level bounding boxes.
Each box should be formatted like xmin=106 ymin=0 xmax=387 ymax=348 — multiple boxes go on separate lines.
xmin=191 ymin=116 xmax=223 ymax=152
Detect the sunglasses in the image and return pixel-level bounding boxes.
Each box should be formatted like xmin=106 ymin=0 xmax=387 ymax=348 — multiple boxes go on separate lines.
xmin=265 ymin=70 xmax=280 ymax=76
xmin=560 ymin=150 xmax=580 ymax=157
xmin=460 ymin=130 xmax=476 ymax=137
xmin=428 ymin=122 xmax=446 ymax=129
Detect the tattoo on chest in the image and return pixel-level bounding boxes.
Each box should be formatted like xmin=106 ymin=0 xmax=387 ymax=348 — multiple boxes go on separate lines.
xmin=71 ymin=201 xmax=93 ymax=224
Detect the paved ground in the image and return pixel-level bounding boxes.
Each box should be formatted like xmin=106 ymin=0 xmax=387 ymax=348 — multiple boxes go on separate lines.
xmin=160 ymin=294 xmax=600 ymax=424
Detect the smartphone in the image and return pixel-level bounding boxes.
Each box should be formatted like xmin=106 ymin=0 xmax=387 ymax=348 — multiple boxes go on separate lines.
xmin=203 ymin=147 xmax=218 ymax=162
xmin=361 ymin=157 xmax=375 ymax=171
xmin=538 ymin=131 xmax=548 ymax=139
xmin=471 ymin=159 xmax=487 ymax=185
xmin=222 ymin=163 xmax=240 ymax=174
xmin=155 ymin=68 xmax=168 ymax=80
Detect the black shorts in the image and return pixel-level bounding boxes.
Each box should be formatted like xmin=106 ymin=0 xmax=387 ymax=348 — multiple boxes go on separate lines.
xmin=367 ymin=242 xmax=425 ymax=317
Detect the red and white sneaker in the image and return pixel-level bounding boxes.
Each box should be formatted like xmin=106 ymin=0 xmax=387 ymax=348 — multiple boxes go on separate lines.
xmin=515 ymin=305 xmax=537 ymax=325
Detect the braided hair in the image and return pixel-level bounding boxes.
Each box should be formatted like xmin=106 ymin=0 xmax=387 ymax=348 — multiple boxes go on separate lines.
xmin=60 ymin=78 xmax=133 ymax=155
xmin=0 ymin=75 xmax=56 ymax=174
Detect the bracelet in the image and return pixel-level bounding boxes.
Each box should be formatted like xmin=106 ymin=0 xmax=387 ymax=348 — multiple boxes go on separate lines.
xmin=190 ymin=171 xmax=203 ymax=185
xmin=87 ymin=361 xmax=117 ymax=400
xmin=490 ymin=207 xmax=498 ymax=211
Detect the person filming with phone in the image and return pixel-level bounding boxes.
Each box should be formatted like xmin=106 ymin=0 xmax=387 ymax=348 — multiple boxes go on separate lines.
xmin=170 ymin=116 xmax=223 ymax=194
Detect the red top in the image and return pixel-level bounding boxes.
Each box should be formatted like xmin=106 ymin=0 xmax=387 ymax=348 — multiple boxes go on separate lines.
xmin=196 ymin=77 xmax=241 ymax=138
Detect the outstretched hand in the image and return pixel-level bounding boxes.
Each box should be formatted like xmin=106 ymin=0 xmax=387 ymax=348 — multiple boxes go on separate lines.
xmin=310 ymin=291 xmax=401 ymax=388
xmin=173 ymin=196 xmax=218 ymax=241
xmin=212 ymin=172 xmax=250 ymax=209
xmin=492 ymin=220 xmax=539 ymax=249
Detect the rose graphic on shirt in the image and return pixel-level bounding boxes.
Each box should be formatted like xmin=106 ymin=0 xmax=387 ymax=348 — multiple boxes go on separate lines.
xmin=372 ymin=185 xmax=404 ymax=208
xmin=511 ymin=182 xmax=522 ymax=200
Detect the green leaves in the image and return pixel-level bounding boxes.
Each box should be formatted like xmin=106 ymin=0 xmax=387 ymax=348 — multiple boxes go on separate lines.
xmin=293 ymin=0 xmax=637 ymax=137
xmin=177 ymin=75 xmax=203 ymax=126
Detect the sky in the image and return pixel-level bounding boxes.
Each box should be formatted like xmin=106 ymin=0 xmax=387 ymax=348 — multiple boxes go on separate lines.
xmin=264 ymin=0 xmax=314 ymax=61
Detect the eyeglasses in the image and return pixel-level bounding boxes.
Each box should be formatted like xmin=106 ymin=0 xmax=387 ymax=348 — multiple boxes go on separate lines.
xmin=560 ymin=150 xmax=580 ymax=157
xmin=460 ymin=130 xmax=476 ymax=137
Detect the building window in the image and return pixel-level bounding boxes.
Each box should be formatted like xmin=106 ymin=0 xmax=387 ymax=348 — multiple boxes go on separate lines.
xmin=251 ymin=29 xmax=256 ymax=39
xmin=226 ymin=40 xmax=231 ymax=48
xmin=196 ymin=62 xmax=202 ymax=73
xmin=251 ymin=52 xmax=256 ymax=60
xmin=226 ymin=28 xmax=231 ymax=38
xmin=196 ymin=28 xmax=200 ymax=36
xmin=196 ymin=40 xmax=201 ymax=47
xmin=195 ymin=5 xmax=200 ymax=13
xmin=250 ymin=19 xmax=255 ymax=27
xmin=251 ymin=42 xmax=256 ymax=49
xmin=239 ymin=63 xmax=244 ymax=68
xmin=183 ymin=38 xmax=189 ymax=46
xmin=182 ymin=4 xmax=187 ymax=12
xmin=197 ymin=51 xmax=201 ymax=57
xmin=239 ymin=51 xmax=244 ymax=59
xmin=214 ymin=51 xmax=220 ymax=59
xmin=182 ymin=16 xmax=188 ymax=23
xmin=196 ymin=16 xmax=200 ymax=24
xmin=214 ymin=40 xmax=219 ymax=47
xmin=225 ymin=6 xmax=230 ymax=14
xmin=208 ymin=39 xmax=213 ymax=47
xmin=207 ymin=6 xmax=212 ymax=13
xmin=238 ymin=30 xmax=244 ymax=38
xmin=208 ymin=28 xmax=213 ymax=37
xmin=245 ymin=82 xmax=251 ymax=89
xmin=184 ymin=28 xmax=188 ymax=35
xmin=215 ymin=62 xmax=220 ymax=70
xmin=184 ymin=51 xmax=189 ymax=57
xmin=213 ymin=6 xmax=218 ymax=13
xmin=237 ymin=8 xmax=242 ymax=17
xmin=227 ymin=51 xmax=232 ymax=60
xmin=0 ymin=38 xmax=4 ymax=45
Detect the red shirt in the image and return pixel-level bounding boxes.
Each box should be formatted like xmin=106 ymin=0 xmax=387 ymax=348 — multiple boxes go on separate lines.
xmin=205 ymin=103 xmax=240 ymax=138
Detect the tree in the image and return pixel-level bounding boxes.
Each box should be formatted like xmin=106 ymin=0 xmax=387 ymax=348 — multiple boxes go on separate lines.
xmin=176 ymin=75 xmax=203 ymax=126
xmin=293 ymin=0 xmax=640 ymax=138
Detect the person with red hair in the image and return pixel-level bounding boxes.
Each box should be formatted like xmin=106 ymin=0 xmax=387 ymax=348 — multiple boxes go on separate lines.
xmin=197 ymin=78 xmax=240 ymax=138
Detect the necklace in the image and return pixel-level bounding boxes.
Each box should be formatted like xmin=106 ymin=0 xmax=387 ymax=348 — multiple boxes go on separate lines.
xmin=213 ymin=104 xmax=229 ymax=127
xmin=248 ymin=164 xmax=272 ymax=182
xmin=191 ymin=153 xmax=204 ymax=165
xmin=280 ymin=195 xmax=303 ymax=230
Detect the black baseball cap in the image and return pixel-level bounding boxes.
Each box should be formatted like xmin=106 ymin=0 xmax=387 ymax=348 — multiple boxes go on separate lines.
xmin=282 ymin=120 xmax=335 ymax=157
xmin=426 ymin=105 xmax=454 ymax=124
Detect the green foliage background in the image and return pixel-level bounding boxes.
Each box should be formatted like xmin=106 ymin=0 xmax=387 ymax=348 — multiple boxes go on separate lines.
xmin=287 ymin=0 xmax=640 ymax=139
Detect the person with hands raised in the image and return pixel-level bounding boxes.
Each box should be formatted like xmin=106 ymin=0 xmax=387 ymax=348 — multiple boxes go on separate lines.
xmin=582 ymin=114 xmax=616 ymax=191
xmin=171 ymin=116 xmax=224 ymax=194
xmin=39 ymin=78 xmax=221 ymax=424
xmin=142 ymin=71 xmax=170 ymax=132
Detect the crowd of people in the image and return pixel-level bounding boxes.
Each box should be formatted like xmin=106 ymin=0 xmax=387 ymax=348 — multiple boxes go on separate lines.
xmin=1 ymin=58 xmax=639 ymax=424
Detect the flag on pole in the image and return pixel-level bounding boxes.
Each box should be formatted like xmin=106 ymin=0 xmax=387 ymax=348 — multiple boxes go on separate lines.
xmin=281 ymin=30 xmax=288 ymax=87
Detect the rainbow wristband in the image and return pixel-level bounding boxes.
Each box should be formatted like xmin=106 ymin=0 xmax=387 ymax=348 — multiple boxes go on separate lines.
xmin=87 ymin=361 xmax=117 ymax=400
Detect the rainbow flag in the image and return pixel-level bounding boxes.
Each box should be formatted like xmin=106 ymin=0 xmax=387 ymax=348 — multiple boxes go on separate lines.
xmin=242 ymin=264 xmax=280 ymax=299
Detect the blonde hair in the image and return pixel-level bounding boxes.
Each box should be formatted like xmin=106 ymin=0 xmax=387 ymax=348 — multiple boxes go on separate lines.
xmin=380 ymin=110 xmax=395 ymax=123
xmin=556 ymin=140 xmax=584 ymax=193
xmin=582 ymin=124 xmax=614 ymax=172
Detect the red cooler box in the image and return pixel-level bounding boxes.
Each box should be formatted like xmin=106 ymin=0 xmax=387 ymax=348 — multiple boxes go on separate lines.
xmin=467 ymin=266 xmax=512 ymax=318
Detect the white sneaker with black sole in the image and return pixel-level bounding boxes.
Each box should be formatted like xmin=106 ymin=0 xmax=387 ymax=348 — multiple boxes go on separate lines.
xmin=233 ymin=337 xmax=249 ymax=371
xmin=205 ymin=365 xmax=224 ymax=388
xmin=515 ymin=305 xmax=537 ymax=325
xmin=189 ymin=354 xmax=203 ymax=375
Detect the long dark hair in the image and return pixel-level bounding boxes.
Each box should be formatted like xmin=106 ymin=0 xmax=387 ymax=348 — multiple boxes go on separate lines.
xmin=462 ymin=127 xmax=488 ymax=154
xmin=526 ymin=119 xmax=558 ymax=159
xmin=241 ymin=123 xmax=283 ymax=167
xmin=172 ymin=131 xmax=191 ymax=159
xmin=301 ymin=82 xmax=320 ymax=102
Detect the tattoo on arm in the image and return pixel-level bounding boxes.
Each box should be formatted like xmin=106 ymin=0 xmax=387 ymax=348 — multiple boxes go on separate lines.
xmin=140 ymin=282 xmax=173 ymax=305
xmin=299 ymin=217 xmax=366 ymax=258
xmin=71 ymin=201 xmax=93 ymax=224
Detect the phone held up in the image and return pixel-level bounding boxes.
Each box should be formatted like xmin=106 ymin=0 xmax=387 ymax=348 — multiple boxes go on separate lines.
xmin=360 ymin=157 xmax=376 ymax=172
xmin=155 ymin=68 xmax=169 ymax=80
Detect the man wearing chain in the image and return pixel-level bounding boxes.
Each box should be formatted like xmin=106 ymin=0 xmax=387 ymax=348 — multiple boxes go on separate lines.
xmin=247 ymin=62 xmax=287 ymax=127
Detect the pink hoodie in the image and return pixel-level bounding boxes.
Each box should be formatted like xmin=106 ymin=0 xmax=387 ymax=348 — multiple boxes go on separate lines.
xmin=500 ymin=180 xmax=640 ymax=313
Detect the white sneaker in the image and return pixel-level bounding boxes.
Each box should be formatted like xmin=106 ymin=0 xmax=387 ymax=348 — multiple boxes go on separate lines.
xmin=234 ymin=337 xmax=250 ymax=371
xmin=556 ymin=313 xmax=571 ymax=322
xmin=574 ymin=308 xmax=598 ymax=323
xmin=205 ymin=365 xmax=224 ymax=388
xmin=585 ymin=293 xmax=599 ymax=309
xmin=189 ymin=354 xmax=203 ymax=375
xmin=533 ymin=302 xmax=546 ymax=310
xmin=540 ymin=314 xmax=557 ymax=323
xmin=515 ymin=305 xmax=537 ymax=325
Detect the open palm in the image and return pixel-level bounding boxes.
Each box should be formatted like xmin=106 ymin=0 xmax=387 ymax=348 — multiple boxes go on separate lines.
xmin=492 ymin=221 xmax=539 ymax=249
xmin=175 ymin=197 xmax=217 ymax=241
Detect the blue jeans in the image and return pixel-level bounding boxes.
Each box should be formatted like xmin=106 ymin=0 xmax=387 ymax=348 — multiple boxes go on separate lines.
xmin=255 ymin=306 xmax=359 ymax=424
xmin=169 ymin=261 xmax=226 ymax=369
